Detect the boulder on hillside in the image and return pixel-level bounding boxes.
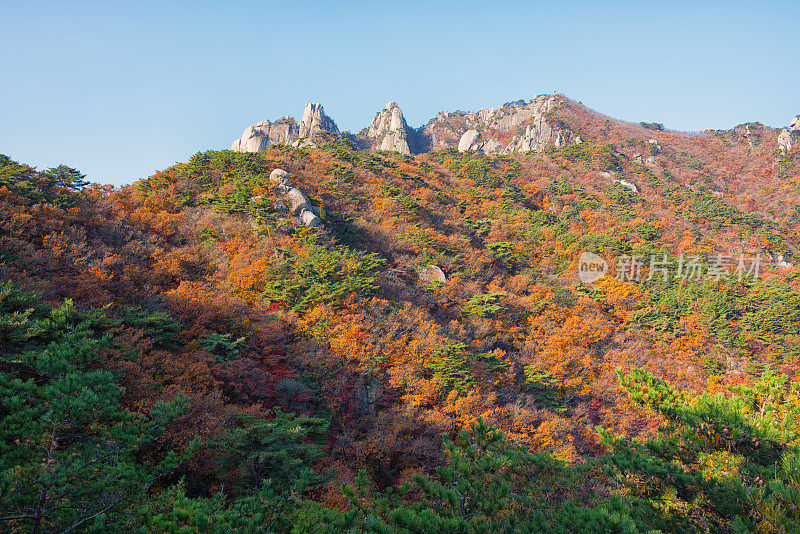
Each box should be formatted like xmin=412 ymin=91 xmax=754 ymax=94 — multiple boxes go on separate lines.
xmin=458 ymin=129 xmax=481 ymax=152
xmin=419 ymin=265 xmax=445 ymax=283
xmin=270 ymin=168 xmax=291 ymax=185
xmin=300 ymin=209 xmax=322 ymax=228
xmin=285 ymin=188 xmax=310 ymax=215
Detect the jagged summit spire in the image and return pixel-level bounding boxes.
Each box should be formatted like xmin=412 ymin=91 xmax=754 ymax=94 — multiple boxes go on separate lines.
xmin=364 ymin=101 xmax=411 ymax=154
xmin=231 ymin=94 xmax=576 ymax=155
xmin=230 ymin=102 xmax=339 ymax=152
xmin=298 ymin=103 xmax=339 ymax=138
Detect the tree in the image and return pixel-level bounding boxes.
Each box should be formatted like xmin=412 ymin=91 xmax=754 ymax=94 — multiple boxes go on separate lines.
xmin=211 ymin=409 xmax=328 ymax=494
xmin=463 ymin=292 xmax=506 ymax=318
xmin=294 ymin=420 xmax=643 ymax=533
xmin=0 ymin=284 xmax=192 ymax=533
xmin=426 ymin=342 xmax=475 ymax=394
xmin=200 ymin=332 xmax=248 ymax=361
xmin=263 ymin=234 xmax=385 ymax=313
xmin=599 ymin=368 xmax=800 ymax=533
xmin=40 ymin=165 xmax=89 ymax=191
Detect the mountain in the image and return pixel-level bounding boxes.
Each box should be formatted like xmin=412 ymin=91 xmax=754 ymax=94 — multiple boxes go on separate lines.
xmin=359 ymin=101 xmax=413 ymax=154
xmin=2 ymin=95 xmax=800 ymax=532
xmin=230 ymin=94 xmax=800 ymax=164
xmin=231 ymin=102 xmax=339 ymax=151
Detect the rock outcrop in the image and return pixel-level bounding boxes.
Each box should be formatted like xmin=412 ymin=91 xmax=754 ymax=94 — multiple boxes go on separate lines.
xmin=614 ymin=179 xmax=638 ymax=193
xmin=298 ymin=103 xmax=339 ymax=139
xmin=231 ymin=118 xmax=299 ymax=152
xmin=419 ymin=265 xmax=445 ymax=283
xmin=231 ymin=104 xmax=338 ymax=153
xmin=363 ymin=102 xmax=412 ymax=154
xmin=231 ymin=95 xmax=573 ymax=156
xmin=779 ymin=129 xmax=793 ymax=153
xmin=266 ymin=168 xmax=322 ymax=227
xmin=778 ymin=115 xmax=800 ymax=154
xmin=458 ymin=129 xmax=481 ymax=152
xmin=421 ymin=95 xmax=571 ymax=155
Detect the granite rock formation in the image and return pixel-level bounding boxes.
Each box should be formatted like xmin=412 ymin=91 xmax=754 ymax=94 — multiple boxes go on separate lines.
xmin=363 ymin=102 xmax=412 ymax=154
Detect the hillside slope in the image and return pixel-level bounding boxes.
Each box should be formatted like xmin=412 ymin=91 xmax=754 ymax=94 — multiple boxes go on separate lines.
xmin=2 ymin=97 xmax=800 ymax=531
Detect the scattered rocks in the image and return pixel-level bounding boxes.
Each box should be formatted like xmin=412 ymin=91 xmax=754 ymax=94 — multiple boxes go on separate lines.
xmin=259 ymin=169 xmax=322 ymax=228
xmin=790 ymin=115 xmax=800 ymax=131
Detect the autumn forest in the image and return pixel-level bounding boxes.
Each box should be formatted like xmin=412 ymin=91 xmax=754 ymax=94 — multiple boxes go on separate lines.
xmin=3 ymin=96 xmax=800 ymax=533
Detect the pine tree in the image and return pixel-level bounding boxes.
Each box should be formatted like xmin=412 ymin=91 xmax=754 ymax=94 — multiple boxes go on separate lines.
xmin=0 ymin=285 xmax=192 ymax=533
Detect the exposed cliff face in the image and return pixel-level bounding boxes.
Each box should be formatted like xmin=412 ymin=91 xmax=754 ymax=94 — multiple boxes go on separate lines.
xmin=230 ymin=95 xmax=574 ymax=155
xmin=420 ymin=95 xmax=572 ymax=154
xmin=779 ymin=129 xmax=793 ymax=153
xmin=231 ymin=118 xmax=299 ymax=152
xmin=231 ymin=103 xmax=339 ymax=153
xmin=362 ymin=102 xmax=412 ymax=154
xmin=778 ymin=115 xmax=800 ymax=153
xmin=298 ymin=103 xmax=339 ymax=139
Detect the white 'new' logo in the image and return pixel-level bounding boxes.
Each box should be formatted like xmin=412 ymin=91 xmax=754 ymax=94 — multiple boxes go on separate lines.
xmin=578 ymin=252 xmax=608 ymax=283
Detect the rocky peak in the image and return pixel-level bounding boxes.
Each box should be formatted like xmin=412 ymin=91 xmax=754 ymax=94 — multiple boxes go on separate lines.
xmin=421 ymin=94 xmax=571 ymax=154
xmin=231 ymin=103 xmax=339 ymax=153
xmin=363 ymin=102 xmax=412 ymax=154
xmin=230 ymin=95 xmax=574 ymax=155
xmin=298 ymin=103 xmax=339 ymax=139
xmin=231 ymin=118 xmax=299 ymax=153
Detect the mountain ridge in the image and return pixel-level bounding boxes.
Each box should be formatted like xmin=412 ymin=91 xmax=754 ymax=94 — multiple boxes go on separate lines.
xmin=231 ymin=94 xmax=799 ymax=158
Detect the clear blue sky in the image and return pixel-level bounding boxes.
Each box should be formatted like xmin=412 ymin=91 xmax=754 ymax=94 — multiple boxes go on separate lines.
xmin=1 ymin=0 xmax=798 ymax=186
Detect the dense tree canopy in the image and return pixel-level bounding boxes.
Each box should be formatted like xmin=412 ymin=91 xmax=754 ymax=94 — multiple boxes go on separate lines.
xmin=1 ymin=96 xmax=800 ymax=531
